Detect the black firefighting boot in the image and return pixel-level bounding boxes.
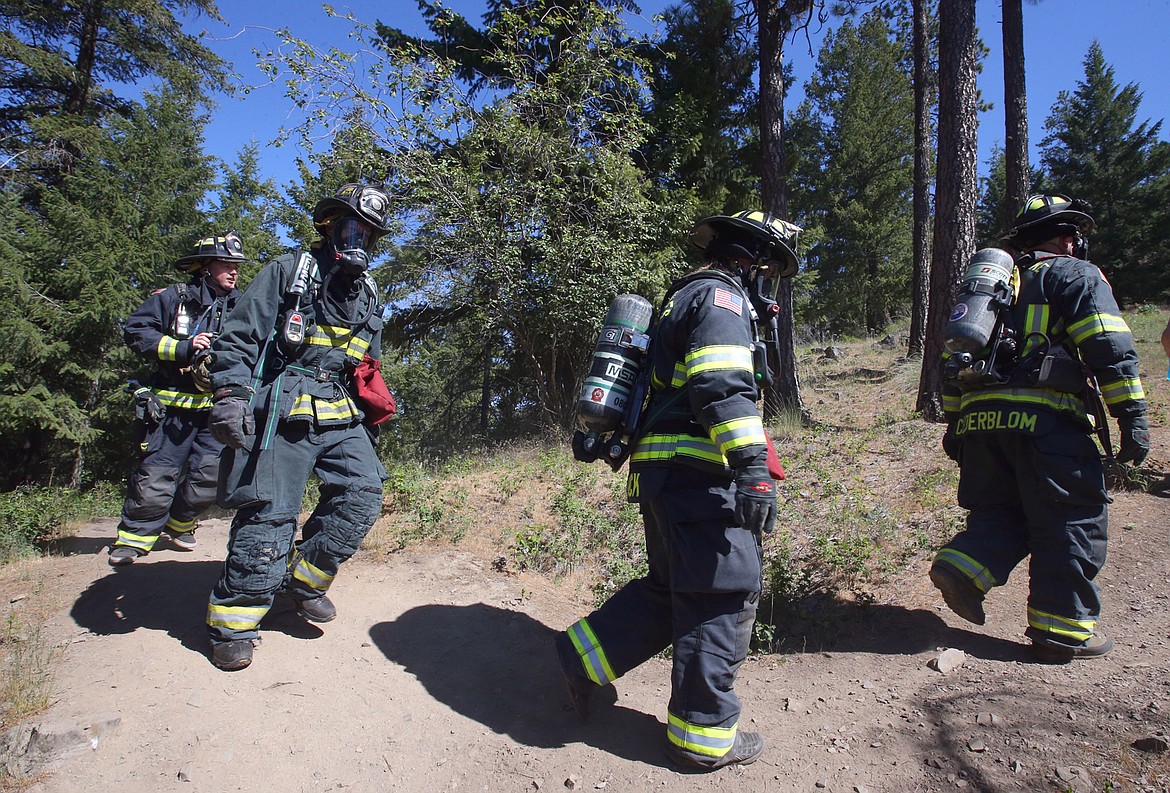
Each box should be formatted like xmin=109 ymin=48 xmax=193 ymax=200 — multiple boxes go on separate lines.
xmin=553 ymin=631 xmax=596 ymax=721
xmin=108 ymin=546 xmax=145 ymax=567
xmin=210 ymin=639 xmax=255 ymax=671
xmin=1025 ymin=628 xmax=1113 ymax=663
xmin=929 ymin=563 xmax=986 ymax=625
xmin=666 ymin=730 xmax=765 ymax=771
xmin=296 ymin=594 xmax=337 ymax=623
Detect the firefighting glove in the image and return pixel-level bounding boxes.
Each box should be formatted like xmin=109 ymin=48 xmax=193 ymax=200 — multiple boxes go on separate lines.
xmin=1115 ymin=414 xmax=1150 ymax=466
xmin=942 ymin=419 xmax=962 ymax=463
xmin=208 ymin=386 xmax=255 ymax=449
xmin=734 ymin=451 xmax=777 ymax=534
xmin=132 ymin=386 xmax=165 ymax=428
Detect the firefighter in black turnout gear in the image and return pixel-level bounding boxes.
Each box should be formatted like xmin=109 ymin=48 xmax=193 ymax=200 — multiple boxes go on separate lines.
xmin=931 ymin=194 xmax=1149 ymax=663
xmin=555 ymin=210 xmax=799 ymax=770
xmin=205 ymin=184 xmax=395 ymax=671
xmin=109 ymin=232 xmax=245 ymax=566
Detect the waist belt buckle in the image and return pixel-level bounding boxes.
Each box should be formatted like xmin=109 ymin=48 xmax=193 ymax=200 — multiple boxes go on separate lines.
xmin=315 ymin=369 xmax=334 ymax=382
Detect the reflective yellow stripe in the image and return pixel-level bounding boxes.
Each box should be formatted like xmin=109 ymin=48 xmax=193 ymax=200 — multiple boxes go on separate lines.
xmin=935 ymin=549 xmax=995 ymax=592
xmin=291 ymin=556 xmax=334 ymax=592
xmin=154 ymin=389 xmax=213 ymax=410
xmin=631 ymin=433 xmax=729 ymax=468
xmin=685 ymin=344 xmax=753 ymax=377
xmin=666 ymin=711 xmax=737 ymax=757
xmin=942 ymin=393 xmax=962 ymax=412
xmin=567 ymin=618 xmax=616 ymax=685
xmin=164 ymin=516 xmax=196 ymax=533
xmin=1067 ymin=313 xmax=1131 ymax=345
xmin=115 ymin=529 xmax=158 ymax=552
xmin=1027 ymin=607 xmax=1095 ymax=643
xmin=1098 ymin=376 xmax=1145 ymax=405
xmin=207 ymin=604 xmax=268 ymax=631
xmin=958 ymin=387 xmax=1086 ymax=418
xmin=288 ymin=394 xmax=359 ymax=422
xmin=669 ymin=361 xmax=687 ymax=388
xmin=157 ymin=335 xmax=181 ymax=361
xmin=710 ymin=415 xmax=766 ymax=456
xmin=306 ymin=325 xmax=353 ymax=347
xmin=1021 ymin=305 xmax=1051 ymax=357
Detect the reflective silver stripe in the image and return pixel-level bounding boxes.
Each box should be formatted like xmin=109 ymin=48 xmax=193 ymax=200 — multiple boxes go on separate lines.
xmin=291 ymin=556 xmax=334 ymax=592
xmin=164 ymin=516 xmax=196 ymax=533
xmin=709 ymin=415 xmax=766 ymax=456
xmin=115 ymin=529 xmax=157 ymax=552
xmin=207 ymin=604 xmax=267 ymax=631
xmin=935 ymin=549 xmax=995 ymax=592
xmin=685 ymin=344 xmax=753 ymax=377
xmin=154 ymin=389 xmax=214 ymax=410
xmin=566 ymin=619 xmax=615 ymax=685
xmin=666 ymin=711 xmax=736 ymax=757
xmin=157 ymin=335 xmax=180 ymax=361
xmin=1027 ymin=607 xmax=1094 ymax=642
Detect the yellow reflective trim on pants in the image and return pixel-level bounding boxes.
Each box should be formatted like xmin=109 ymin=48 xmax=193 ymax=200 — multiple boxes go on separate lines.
xmin=291 ymin=556 xmax=334 ymax=592
xmin=567 ymin=618 xmax=616 ymax=686
xmin=666 ymin=711 xmax=737 ymax=757
xmin=207 ymin=604 xmax=268 ymax=631
xmin=935 ymin=549 xmax=996 ymax=593
xmin=1027 ymin=607 xmax=1095 ymax=643
xmin=157 ymin=335 xmax=180 ymax=361
xmin=115 ymin=529 xmax=158 ymax=552
xmin=164 ymin=516 xmax=196 ymax=533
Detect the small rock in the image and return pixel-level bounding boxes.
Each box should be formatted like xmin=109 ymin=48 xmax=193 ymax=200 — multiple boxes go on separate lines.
xmin=967 ymin=738 xmax=986 ymax=753
xmin=1010 ymin=760 xmax=1023 ymax=773
xmin=815 ymin=781 xmax=827 ymax=789
xmin=9 ymin=594 xmax=27 ymax=604
xmin=565 ymin=775 xmax=579 ymax=790
xmin=177 ymin=763 xmax=193 ymax=782
xmin=975 ymin=712 xmax=1000 ymax=727
xmin=928 ymin=648 xmax=967 ymax=674
xmin=187 ymin=693 xmax=203 ymax=708
xmin=1132 ymin=735 xmax=1169 ymax=753
xmin=854 ymin=786 xmax=872 ymax=793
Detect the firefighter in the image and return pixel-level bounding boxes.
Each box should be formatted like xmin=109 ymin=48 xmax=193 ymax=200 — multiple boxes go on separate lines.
xmin=204 ymin=183 xmax=395 ymax=671
xmin=108 ymin=232 xmax=245 ymax=566
xmin=932 ymin=194 xmax=1149 ymax=663
xmin=554 ymin=210 xmax=798 ymax=770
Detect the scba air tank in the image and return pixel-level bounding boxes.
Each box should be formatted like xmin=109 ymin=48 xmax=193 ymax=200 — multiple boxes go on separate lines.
xmin=944 ymin=247 xmax=1016 ymax=354
xmin=577 ymin=294 xmax=653 ymax=435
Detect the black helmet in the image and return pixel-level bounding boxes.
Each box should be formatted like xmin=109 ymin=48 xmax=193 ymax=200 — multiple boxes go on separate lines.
xmin=689 ymin=210 xmax=802 ymax=278
xmin=1004 ymin=194 xmax=1094 ymax=248
xmin=174 ymin=231 xmax=248 ymax=273
xmin=312 ymin=183 xmax=392 ymax=235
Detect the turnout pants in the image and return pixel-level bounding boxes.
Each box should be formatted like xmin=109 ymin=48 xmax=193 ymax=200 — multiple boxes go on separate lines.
xmin=934 ymin=425 xmax=1109 ymax=643
xmin=206 ymin=421 xmax=385 ymax=643
xmin=562 ymin=466 xmax=762 ymax=766
xmin=115 ymin=410 xmax=222 ymax=552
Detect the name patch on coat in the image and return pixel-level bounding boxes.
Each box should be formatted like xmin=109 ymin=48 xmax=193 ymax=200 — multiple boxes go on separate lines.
xmin=713 ymin=288 xmax=743 ymax=315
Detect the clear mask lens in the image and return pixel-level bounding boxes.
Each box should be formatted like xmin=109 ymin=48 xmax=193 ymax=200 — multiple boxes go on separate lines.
xmin=333 ymin=216 xmax=376 ymax=253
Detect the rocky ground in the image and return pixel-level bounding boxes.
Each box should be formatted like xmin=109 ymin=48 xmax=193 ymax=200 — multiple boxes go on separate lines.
xmin=1 ymin=472 xmax=1168 ymax=793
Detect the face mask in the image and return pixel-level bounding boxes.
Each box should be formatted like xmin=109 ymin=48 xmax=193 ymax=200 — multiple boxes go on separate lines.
xmin=331 ymin=216 xmax=378 ymax=274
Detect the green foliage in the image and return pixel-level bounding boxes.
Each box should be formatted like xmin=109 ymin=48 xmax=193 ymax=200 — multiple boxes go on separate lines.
xmin=789 ymin=10 xmax=916 ymax=336
xmin=0 ymin=484 xmax=120 ymax=562
xmin=1040 ymin=42 xmax=1170 ymax=301
xmin=209 ymin=142 xmax=285 ymax=277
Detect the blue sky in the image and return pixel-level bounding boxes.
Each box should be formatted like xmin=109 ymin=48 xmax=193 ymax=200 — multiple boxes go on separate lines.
xmin=189 ymin=0 xmax=1170 ymax=194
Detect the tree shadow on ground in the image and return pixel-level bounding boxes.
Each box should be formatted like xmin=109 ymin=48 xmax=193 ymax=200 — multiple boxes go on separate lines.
xmin=370 ymin=603 xmax=668 ymax=766
xmin=70 ymin=560 xmax=322 ymax=658
xmin=766 ymin=600 xmax=1029 ymax=663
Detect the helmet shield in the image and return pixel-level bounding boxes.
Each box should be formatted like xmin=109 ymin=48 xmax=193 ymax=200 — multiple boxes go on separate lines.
xmin=313 ymin=183 xmax=392 ymax=234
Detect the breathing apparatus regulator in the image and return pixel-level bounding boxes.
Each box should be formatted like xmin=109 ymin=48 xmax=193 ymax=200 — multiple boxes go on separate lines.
xmin=571 ymin=210 xmax=802 ymax=470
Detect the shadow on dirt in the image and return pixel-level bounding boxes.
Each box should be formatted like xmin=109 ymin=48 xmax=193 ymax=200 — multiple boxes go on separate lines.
xmin=371 ymin=603 xmax=670 ymax=766
xmin=70 ymin=560 xmax=323 ymax=658
xmin=768 ymin=602 xmax=1031 ymax=663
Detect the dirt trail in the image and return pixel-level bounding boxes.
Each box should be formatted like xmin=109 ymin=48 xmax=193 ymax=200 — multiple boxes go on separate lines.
xmin=3 ymin=479 xmax=1170 ymax=792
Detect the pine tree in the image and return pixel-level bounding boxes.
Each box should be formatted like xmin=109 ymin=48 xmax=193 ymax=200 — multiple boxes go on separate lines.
xmin=1040 ymin=41 xmax=1170 ymax=300
xmin=790 ymin=10 xmax=915 ymax=336
xmin=210 ymin=142 xmax=284 ymax=276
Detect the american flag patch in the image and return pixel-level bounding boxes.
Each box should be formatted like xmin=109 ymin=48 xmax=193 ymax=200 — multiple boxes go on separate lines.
xmin=713 ymin=288 xmax=743 ymax=315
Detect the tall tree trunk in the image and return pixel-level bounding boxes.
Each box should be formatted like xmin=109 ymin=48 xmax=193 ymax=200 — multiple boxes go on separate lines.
xmin=917 ymin=0 xmax=979 ymax=421
xmin=65 ymin=6 xmax=100 ymax=117
xmin=1002 ymin=0 xmax=1029 ymax=227
xmin=907 ymin=0 xmax=932 ymax=359
xmin=755 ymin=0 xmax=812 ymax=421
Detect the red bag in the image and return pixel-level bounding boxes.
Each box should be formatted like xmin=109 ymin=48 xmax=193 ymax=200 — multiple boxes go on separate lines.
xmin=353 ymin=354 xmax=397 ymax=425
xmin=765 ymin=434 xmax=786 ymax=481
